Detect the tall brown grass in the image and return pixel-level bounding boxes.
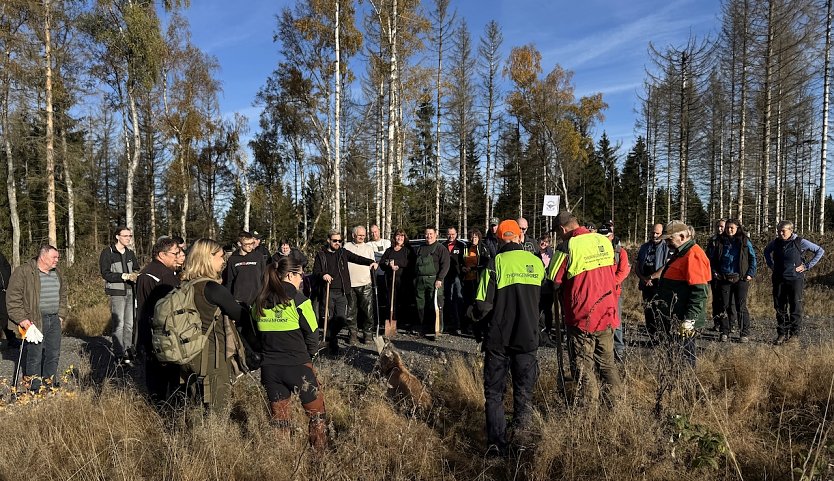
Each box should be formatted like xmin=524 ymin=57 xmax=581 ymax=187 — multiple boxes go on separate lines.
xmin=3 ymin=340 xmax=834 ymax=480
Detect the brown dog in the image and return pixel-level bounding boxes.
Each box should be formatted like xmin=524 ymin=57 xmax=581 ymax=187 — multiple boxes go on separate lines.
xmin=379 ymin=346 xmax=432 ymax=411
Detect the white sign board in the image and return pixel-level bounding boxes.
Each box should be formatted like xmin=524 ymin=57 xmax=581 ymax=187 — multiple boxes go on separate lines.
xmin=542 ymin=195 xmax=560 ymax=216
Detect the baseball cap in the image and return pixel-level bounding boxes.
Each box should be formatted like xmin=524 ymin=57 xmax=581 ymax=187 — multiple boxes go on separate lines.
xmin=664 ymin=220 xmax=689 ymax=238
xmin=496 ymin=220 xmax=521 ymax=240
xmin=598 ymin=222 xmax=613 ymax=235
xmin=489 ymin=217 xmax=500 ymax=226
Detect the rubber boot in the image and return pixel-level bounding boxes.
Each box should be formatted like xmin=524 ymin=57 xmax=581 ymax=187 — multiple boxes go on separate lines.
xmin=348 ymin=330 xmax=358 ymax=346
xmin=269 ymin=398 xmax=292 ymax=434
xmin=303 ymin=393 xmax=327 ymax=452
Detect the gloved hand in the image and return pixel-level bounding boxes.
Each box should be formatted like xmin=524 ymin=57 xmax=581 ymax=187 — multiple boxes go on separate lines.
xmin=121 ymin=272 xmax=139 ymax=283
xmin=23 ymin=324 xmax=44 ymax=344
xmin=678 ymin=319 xmax=696 ymax=338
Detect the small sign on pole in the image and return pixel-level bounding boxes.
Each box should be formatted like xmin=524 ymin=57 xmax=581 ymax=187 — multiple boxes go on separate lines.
xmin=542 ymin=195 xmax=560 ymax=217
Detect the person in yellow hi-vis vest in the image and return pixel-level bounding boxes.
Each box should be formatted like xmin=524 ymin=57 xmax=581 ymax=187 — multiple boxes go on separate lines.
xmin=469 ymin=220 xmax=545 ymax=457
xmin=253 ymin=257 xmax=327 ymax=451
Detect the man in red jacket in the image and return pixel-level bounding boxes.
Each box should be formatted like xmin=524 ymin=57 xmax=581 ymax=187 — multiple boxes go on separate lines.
xmin=550 ymin=212 xmax=621 ymax=405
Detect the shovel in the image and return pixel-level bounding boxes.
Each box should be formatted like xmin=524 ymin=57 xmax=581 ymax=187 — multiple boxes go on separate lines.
xmin=384 ymin=270 xmax=397 ymax=338
xmin=433 ymin=286 xmax=441 ymax=338
xmin=371 ymin=269 xmax=386 ymax=353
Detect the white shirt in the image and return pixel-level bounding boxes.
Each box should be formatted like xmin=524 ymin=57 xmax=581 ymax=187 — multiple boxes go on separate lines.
xmin=344 ymin=242 xmax=375 ymax=287
xmin=367 ymin=239 xmax=392 ymax=268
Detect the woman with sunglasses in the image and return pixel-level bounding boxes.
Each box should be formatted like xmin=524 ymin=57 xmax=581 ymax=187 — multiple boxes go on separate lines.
xmin=252 ymin=257 xmax=327 ymax=450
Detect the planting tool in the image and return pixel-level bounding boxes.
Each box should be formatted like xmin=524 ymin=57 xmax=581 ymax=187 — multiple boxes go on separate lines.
xmin=371 ymin=269 xmax=386 ymax=354
xmin=384 ymin=270 xmax=397 ymax=338
xmin=433 ymin=287 xmax=441 ymax=338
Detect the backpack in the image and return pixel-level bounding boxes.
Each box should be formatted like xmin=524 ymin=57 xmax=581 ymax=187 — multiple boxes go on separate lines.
xmin=151 ymin=278 xmax=218 ymax=365
xmin=415 ymin=243 xmax=440 ymax=277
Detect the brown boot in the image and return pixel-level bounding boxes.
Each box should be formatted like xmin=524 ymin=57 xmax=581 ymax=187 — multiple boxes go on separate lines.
xmin=303 ymin=393 xmax=327 ymax=452
xmin=308 ymin=413 xmax=327 ymax=452
xmin=348 ymin=331 xmax=358 ymax=346
xmin=269 ymin=398 xmax=292 ymax=432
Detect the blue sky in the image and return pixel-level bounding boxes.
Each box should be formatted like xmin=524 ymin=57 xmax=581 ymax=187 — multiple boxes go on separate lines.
xmin=181 ymin=0 xmax=720 ymax=157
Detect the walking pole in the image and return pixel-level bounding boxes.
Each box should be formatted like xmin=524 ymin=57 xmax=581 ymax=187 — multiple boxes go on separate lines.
xmin=321 ymin=281 xmax=331 ymax=345
xmin=12 ymin=339 xmax=25 ymax=395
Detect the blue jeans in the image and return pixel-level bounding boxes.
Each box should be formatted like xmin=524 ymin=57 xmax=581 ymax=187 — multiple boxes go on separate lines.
xmin=23 ymin=314 xmax=62 ymax=391
xmin=110 ymin=292 xmax=135 ymax=357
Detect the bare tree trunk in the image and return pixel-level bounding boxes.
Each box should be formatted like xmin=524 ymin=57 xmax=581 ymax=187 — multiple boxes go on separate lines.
xmin=44 ymin=0 xmax=57 ymax=247
xmin=179 ymin=150 xmax=188 ymax=240
xmin=126 ymin=88 xmax=141 ymax=235
xmin=736 ymin=0 xmax=749 ymax=223
xmin=334 ymin=0 xmax=342 ymax=233
xmin=678 ymin=52 xmax=688 ymax=223
xmin=61 ymin=128 xmax=75 ymax=266
xmin=760 ymin=0 xmax=774 ymax=232
xmin=432 ymin=0 xmax=446 ymax=229
xmin=2 ymin=52 xmax=20 ymax=266
xmin=820 ymin=0 xmax=832 ymax=234
xmin=385 ymin=0 xmax=398 ymax=234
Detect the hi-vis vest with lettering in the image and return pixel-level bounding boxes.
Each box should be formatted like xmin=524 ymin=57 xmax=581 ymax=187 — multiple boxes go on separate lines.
xmin=256 ymin=299 xmax=318 ymax=333
xmin=549 ymin=232 xmax=615 ymax=281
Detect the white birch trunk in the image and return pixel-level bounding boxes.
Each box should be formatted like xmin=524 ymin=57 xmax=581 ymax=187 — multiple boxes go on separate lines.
xmin=820 ymin=0 xmax=832 ymax=234
xmin=44 ymin=0 xmax=57 ymax=247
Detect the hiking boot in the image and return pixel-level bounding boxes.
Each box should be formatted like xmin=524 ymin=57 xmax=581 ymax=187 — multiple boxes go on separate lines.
xmin=739 ymin=336 xmax=750 ymax=343
xmin=348 ymin=331 xmax=358 ymax=346
xmin=774 ymin=334 xmax=787 ymax=345
xmin=719 ymin=334 xmax=729 ymax=342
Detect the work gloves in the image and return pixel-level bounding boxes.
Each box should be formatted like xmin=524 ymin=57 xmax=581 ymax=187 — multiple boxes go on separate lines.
xmin=20 ymin=324 xmax=44 ymax=344
xmin=121 ymin=272 xmax=139 ymax=283
xmin=678 ymin=319 xmax=696 ymax=338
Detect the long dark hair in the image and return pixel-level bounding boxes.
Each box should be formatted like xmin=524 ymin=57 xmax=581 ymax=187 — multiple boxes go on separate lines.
xmin=254 ymin=257 xmax=300 ymax=317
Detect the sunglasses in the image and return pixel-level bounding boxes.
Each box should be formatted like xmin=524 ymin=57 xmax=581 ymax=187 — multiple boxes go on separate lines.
xmin=330 ymin=239 xmax=343 ymax=243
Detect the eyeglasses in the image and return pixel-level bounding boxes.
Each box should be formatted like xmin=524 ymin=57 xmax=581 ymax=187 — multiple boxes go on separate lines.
xmin=241 ymin=242 xmax=256 ymax=247
xmin=330 ymin=239 xmax=342 ymax=243
xmin=164 ymin=250 xmax=181 ymax=256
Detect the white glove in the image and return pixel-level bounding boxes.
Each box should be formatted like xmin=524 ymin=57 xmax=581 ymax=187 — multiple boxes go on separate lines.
xmin=678 ymin=320 xmax=696 ymax=338
xmin=121 ymin=272 xmax=139 ymax=282
xmin=24 ymin=324 xmax=44 ymax=344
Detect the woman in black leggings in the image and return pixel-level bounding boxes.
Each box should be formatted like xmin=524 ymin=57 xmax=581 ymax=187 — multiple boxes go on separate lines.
xmin=252 ymin=257 xmax=326 ymax=450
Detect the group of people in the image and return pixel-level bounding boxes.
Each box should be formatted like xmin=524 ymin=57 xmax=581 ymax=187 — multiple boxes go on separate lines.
xmin=0 ymin=214 xmax=827 ymax=456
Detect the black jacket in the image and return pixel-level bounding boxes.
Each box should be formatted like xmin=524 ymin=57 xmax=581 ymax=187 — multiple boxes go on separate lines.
xmin=0 ymin=252 xmax=10 ymax=321
xmin=443 ymin=239 xmax=467 ymax=280
xmin=254 ymin=282 xmax=319 ymax=366
xmin=135 ymin=259 xmax=180 ymax=351
xmin=222 ymin=250 xmax=266 ymax=306
xmin=312 ymin=245 xmax=374 ymax=293
xmin=473 ymin=243 xmax=545 ymax=353
xmin=99 ymin=245 xmax=139 ymax=296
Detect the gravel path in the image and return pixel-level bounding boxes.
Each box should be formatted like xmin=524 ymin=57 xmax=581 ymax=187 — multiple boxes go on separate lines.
xmin=1 ymin=315 xmax=833 ymax=389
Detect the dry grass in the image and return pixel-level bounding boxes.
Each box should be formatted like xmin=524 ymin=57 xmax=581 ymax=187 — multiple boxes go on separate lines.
xmin=2 ymin=245 xmax=832 ymax=479
xmin=3 ymin=341 xmax=834 ymax=480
